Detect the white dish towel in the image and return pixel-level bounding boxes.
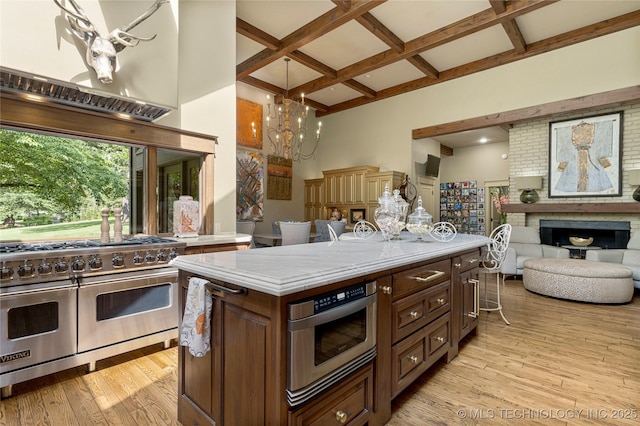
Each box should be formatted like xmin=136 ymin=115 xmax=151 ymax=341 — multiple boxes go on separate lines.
xmin=179 ymin=277 xmax=213 ymax=357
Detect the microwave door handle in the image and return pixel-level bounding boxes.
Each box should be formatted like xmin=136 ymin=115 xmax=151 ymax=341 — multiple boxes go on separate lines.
xmin=288 ymin=294 xmax=376 ymax=331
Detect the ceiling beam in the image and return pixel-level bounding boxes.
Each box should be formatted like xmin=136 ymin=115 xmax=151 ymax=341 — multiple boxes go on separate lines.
xmin=411 ymin=85 xmax=640 ymax=140
xmin=287 ymin=51 xmax=338 ymax=79
xmin=490 ymin=1 xmax=527 ymax=54
xmin=317 ymin=10 xmax=640 ymax=116
xmin=236 ymin=18 xmax=280 ymax=50
xmin=342 ymin=79 xmax=377 ymax=98
xmin=239 ymin=76 xmax=330 ymax=113
xmin=405 ymin=55 xmax=439 ymax=79
xmin=236 ymin=0 xmax=386 ymax=80
xmin=355 ymin=12 xmax=404 ymax=53
xmin=292 ymin=0 xmax=553 ymax=96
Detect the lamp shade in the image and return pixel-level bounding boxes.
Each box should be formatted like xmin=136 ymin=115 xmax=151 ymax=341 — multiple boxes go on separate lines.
xmin=515 ymin=176 xmax=543 ymax=190
xmin=629 ymin=169 xmax=640 ymax=186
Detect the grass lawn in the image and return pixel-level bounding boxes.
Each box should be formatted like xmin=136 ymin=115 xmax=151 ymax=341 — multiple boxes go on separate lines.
xmin=0 ymin=219 xmax=131 ymax=242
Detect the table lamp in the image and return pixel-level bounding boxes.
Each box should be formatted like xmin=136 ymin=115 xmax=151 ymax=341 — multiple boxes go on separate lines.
xmin=515 ymin=176 xmax=543 ymax=203
xmin=630 ymin=169 xmax=640 ymax=202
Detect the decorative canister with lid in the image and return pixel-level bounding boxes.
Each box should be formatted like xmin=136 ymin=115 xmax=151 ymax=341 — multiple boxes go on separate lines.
xmin=391 ymin=189 xmax=409 ymax=240
xmin=373 ymin=183 xmax=400 ymax=241
xmin=406 ymin=196 xmax=433 ymax=242
xmin=173 ymin=195 xmax=200 ymax=237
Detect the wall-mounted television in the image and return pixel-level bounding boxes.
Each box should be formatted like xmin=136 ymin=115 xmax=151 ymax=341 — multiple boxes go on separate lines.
xmin=424 ymin=154 xmax=440 ymax=177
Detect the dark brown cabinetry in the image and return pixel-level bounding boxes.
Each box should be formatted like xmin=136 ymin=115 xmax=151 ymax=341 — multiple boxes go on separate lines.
xmin=176 ymin=247 xmax=481 ymax=426
xmin=451 ymin=250 xmax=480 ymax=358
xmin=177 ymin=274 xmax=283 ymax=425
xmin=288 ymin=364 xmax=373 ymax=426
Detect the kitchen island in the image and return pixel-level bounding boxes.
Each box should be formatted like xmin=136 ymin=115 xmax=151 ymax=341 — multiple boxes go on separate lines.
xmin=171 ymin=233 xmax=489 ymax=425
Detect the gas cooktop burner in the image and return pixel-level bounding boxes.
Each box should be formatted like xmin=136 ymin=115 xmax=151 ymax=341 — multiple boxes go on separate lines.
xmin=0 ymin=236 xmax=179 ymax=254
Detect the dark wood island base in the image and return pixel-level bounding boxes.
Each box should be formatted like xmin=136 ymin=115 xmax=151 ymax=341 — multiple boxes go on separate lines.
xmin=174 ymin=243 xmax=482 ymax=425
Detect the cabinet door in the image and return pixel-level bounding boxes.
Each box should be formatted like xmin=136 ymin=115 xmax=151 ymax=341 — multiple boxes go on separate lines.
xmin=344 ymin=172 xmax=355 ymax=204
xmin=178 ymin=280 xmax=276 ymax=425
xmin=325 ymin=175 xmax=339 ymax=204
xmin=459 ymin=269 xmax=479 ymax=340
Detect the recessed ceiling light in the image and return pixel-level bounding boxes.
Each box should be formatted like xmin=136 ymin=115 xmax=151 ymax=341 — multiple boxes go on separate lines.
xmin=365 ymin=74 xmax=371 ymax=78
xmin=479 ymin=137 xmax=488 ymax=143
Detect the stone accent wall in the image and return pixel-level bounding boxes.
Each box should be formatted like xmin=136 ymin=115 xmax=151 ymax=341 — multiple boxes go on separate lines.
xmin=508 ymin=103 xmax=640 ymax=232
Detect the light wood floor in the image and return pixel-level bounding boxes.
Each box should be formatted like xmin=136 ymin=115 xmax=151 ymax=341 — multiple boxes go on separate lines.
xmin=1 ymin=280 xmax=638 ymax=426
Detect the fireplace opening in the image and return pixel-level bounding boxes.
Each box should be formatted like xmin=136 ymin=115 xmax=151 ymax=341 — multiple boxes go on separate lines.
xmin=540 ymin=220 xmax=630 ymax=256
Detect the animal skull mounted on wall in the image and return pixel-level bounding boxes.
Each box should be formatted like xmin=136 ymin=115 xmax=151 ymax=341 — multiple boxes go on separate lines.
xmin=53 ymin=0 xmax=168 ymax=84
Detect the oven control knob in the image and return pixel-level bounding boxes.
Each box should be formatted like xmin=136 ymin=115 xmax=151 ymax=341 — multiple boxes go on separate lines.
xmin=55 ymin=260 xmax=68 ymax=273
xmin=156 ymin=250 xmax=168 ymax=263
xmin=112 ymin=253 xmax=125 ymax=268
xmin=169 ymin=248 xmax=179 ymax=260
xmin=1 ymin=265 xmax=14 ymax=280
xmin=145 ymin=251 xmax=156 ymax=264
xmin=133 ymin=252 xmax=144 ymax=266
xmin=72 ymin=258 xmax=85 ymax=272
xmin=38 ymin=260 xmax=52 ymax=275
xmin=18 ymin=263 xmax=35 ymax=278
xmin=89 ymin=256 xmax=103 ymax=270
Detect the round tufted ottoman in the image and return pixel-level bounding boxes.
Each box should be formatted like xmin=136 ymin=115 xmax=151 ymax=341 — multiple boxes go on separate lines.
xmin=523 ymin=258 xmax=633 ymax=304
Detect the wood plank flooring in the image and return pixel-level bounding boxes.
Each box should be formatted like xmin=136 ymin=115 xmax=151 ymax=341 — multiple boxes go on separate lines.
xmin=1 ymin=279 xmax=638 ymax=426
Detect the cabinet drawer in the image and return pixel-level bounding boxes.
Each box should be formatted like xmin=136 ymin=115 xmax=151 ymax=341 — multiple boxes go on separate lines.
xmin=289 ymin=364 xmax=372 ymax=426
xmin=454 ymin=250 xmax=480 ymax=273
xmin=391 ymin=314 xmax=450 ymax=398
xmin=392 ymin=280 xmax=450 ymax=343
xmin=392 ymin=259 xmax=450 ymax=299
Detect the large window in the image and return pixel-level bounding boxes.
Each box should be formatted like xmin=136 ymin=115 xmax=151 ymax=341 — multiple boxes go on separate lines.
xmin=0 ymin=127 xmax=201 ymax=242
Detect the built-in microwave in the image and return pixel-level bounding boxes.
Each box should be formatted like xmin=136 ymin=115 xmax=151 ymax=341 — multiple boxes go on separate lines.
xmin=287 ymin=281 xmax=377 ymax=406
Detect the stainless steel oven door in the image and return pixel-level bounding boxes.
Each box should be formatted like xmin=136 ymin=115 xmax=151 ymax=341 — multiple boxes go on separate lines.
xmin=77 ymin=269 xmax=178 ymax=353
xmin=288 ymin=289 xmax=376 ymax=392
xmin=0 ymin=282 xmax=77 ymax=374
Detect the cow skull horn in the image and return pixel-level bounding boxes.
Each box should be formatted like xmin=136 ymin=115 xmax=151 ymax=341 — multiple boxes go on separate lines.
xmin=53 ymin=0 xmax=167 ymax=84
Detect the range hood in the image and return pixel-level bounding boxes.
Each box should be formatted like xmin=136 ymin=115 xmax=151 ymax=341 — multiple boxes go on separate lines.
xmin=0 ymin=68 xmax=171 ymax=122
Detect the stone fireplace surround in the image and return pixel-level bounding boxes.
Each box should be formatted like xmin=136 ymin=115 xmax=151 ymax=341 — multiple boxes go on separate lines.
xmin=539 ymin=219 xmax=631 ymax=250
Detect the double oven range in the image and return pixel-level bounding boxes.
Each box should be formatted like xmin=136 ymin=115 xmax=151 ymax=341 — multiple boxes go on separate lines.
xmin=0 ymin=236 xmax=185 ymax=398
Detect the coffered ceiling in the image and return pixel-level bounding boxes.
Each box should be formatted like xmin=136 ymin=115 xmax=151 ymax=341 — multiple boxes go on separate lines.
xmin=236 ymin=0 xmax=640 ymax=122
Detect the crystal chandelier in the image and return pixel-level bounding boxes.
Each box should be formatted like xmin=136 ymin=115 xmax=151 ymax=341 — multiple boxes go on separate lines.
xmin=266 ymin=58 xmax=322 ymax=161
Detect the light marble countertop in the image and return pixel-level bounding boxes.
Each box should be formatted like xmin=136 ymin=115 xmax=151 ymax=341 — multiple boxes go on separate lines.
xmin=170 ymin=233 xmax=490 ymax=296
xmin=172 ymin=233 xmax=252 ymax=247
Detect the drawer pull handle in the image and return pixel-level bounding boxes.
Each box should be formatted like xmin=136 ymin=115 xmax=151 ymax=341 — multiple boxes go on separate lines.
xmin=382 ymin=286 xmax=392 ymax=295
xmin=467 ymin=258 xmax=478 ymax=264
xmin=436 ymin=336 xmax=445 ymax=343
xmin=410 ymin=355 xmax=418 ymax=364
xmin=410 ymin=311 xmax=419 ymax=319
xmin=436 ymin=298 xmax=445 ymax=305
xmin=411 ymin=270 xmax=445 ymax=283
xmin=336 ymin=410 xmax=348 ymax=424
xmin=454 ymin=263 xmax=461 ymax=268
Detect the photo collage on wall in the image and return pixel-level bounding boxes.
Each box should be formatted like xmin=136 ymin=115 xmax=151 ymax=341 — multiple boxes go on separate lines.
xmin=440 ymin=181 xmax=485 ymax=235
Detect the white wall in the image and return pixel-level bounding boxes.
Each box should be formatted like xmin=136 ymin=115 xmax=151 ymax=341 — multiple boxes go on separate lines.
xmin=316 ymin=27 xmax=640 ymax=179
xmin=0 ymin=0 xmax=179 ymax=108
xmin=2 ymin=4 xmax=638 ymax=235
xmin=159 ymin=0 xmax=237 ymax=233
xmin=439 ymin=142 xmax=510 ymax=186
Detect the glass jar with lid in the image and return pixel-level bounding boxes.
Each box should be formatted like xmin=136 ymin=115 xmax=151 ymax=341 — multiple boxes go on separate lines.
xmin=373 ymin=183 xmax=400 ymax=241
xmin=406 ymin=196 xmax=433 ymax=242
xmin=391 ymin=189 xmax=409 ymax=240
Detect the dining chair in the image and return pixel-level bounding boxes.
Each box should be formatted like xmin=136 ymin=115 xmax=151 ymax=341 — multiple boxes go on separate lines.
xmin=478 ymin=223 xmax=512 ymax=325
xmin=328 ymin=224 xmax=339 ymax=242
xmin=313 ymin=219 xmax=332 ymax=242
xmin=280 ymin=221 xmax=312 ymax=246
xmin=329 ymin=220 xmax=346 ymax=237
xmin=236 ymin=221 xmax=256 ymax=248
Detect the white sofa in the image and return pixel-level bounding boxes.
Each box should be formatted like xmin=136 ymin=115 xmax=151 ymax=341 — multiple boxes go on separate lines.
xmin=501 ymin=226 xmax=570 ymax=277
xmin=586 ymin=231 xmax=640 ymax=290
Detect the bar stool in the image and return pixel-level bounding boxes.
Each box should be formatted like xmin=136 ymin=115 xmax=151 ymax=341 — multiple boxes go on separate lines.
xmin=479 ymin=224 xmax=512 ymax=325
